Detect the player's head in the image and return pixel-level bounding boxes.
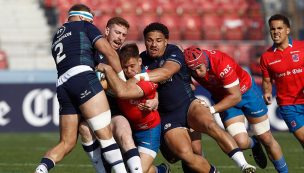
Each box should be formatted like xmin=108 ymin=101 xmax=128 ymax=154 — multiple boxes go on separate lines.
xmin=143 ymin=22 xmax=169 ymax=58
xmin=68 ymin=4 xmax=94 ymax=23
xmin=268 ymin=14 xmax=291 ymax=45
xmin=119 ymin=43 xmax=142 ymax=78
xmin=184 ymin=46 xmax=208 ymax=77
xmin=105 ymin=17 xmax=129 ymax=50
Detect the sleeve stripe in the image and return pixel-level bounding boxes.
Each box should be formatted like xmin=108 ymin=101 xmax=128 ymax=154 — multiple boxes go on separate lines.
xmin=167 ymin=58 xmax=181 ymax=66
xmin=92 ymin=35 xmax=102 ymax=45
xmin=223 ymin=79 xmax=239 ymax=88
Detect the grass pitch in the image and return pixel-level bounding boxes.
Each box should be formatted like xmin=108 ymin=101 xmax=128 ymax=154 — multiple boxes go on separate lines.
xmin=0 ymin=132 xmax=302 ymax=173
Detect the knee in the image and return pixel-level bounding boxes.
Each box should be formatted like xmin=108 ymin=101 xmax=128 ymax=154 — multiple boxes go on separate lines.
xmin=79 ymin=121 xmax=95 ymax=142
xmin=234 ymin=136 xmax=250 ymax=149
xmin=257 ymin=132 xmax=274 ymax=147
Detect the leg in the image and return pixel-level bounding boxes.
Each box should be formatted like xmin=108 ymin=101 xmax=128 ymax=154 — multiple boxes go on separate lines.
xmin=187 ymin=99 xmax=255 ymax=172
xmin=111 ymin=115 xmax=142 ymax=173
xmin=294 ymin=126 xmax=304 ymax=148
xmin=249 ymin=115 xmax=288 ymax=172
xmin=79 ymin=121 xmax=107 ymax=173
xmin=35 ymin=114 xmax=79 ymax=173
xmin=164 ymin=128 xmax=211 ymax=173
xmin=80 ymin=91 xmax=127 ymax=173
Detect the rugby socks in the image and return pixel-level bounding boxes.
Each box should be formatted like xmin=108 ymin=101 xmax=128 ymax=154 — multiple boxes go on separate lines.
xmin=228 ymin=148 xmax=248 ymax=168
xmin=272 ymin=156 xmax=288 ymax=173
xmin=155 ymin=164 xmax=168 ymax=173
xmin=209 ymin=165 xmax=217 ymax=173
xmin=82 ymin=139 xmax=106 ymax=173
xmin=123 ymin=148 xmax=143 ymax=173
xmin=35 ymin=158 xmax=55 ymax=173
xmin=99 ymin=137 xmax=127 ymax=173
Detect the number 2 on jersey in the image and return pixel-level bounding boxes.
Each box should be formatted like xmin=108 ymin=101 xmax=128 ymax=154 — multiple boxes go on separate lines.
xmin=55 ymin=42 xmax=66 ymax=64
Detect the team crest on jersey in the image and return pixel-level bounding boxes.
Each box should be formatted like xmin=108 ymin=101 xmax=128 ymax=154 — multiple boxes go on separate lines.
xmin=159 ymin=60 xmax=165 ymax=67
xmin=290 ymin=120 xmax=297 ymax=127
xmin=56 ymin=26 xmax=66 ymax=38
xmin=291 ymin=54 xmax=299 ymax=62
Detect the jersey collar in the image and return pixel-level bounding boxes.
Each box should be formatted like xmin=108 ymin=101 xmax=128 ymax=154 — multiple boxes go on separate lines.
xmin=272 ymin=37 xmax=293 ymax=52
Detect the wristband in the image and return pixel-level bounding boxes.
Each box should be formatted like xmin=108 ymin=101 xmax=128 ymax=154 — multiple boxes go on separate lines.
xmin=134 ymin=72 xmax=150 ymax=81
xmin=117 ymin=71 xmax=126 ymax=81
xmin=209 ymin=106 xmax=216 ymax=114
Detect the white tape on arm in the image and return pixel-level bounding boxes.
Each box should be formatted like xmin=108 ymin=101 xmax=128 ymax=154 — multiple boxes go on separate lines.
xmin=117 ymin=70 xmax=126 ymax=81
xmin=134 ymin=72 xmax=150 ymax=81
xmin=209 ymin=106 xmax=216 ymax=114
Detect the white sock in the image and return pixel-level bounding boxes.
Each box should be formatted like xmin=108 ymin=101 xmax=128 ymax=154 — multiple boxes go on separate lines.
xmin=35 ymin=164 xmax=48 ymax=173
xmin=231 ymin=151 xmax=248 ymax=168
xmin=82 ymin=140 xmax=106 ymax=173
xmin=99 ymin=137 xmax=127 ymax=173
xmin=126 ymin=154 xmax=142 ymax=173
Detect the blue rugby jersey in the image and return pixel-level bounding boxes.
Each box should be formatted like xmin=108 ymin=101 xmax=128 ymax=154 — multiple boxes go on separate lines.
xmin=140 ymin=44 xmax=195 ymax=112
xmin=51 ymin=21 xmax=102 ymax=77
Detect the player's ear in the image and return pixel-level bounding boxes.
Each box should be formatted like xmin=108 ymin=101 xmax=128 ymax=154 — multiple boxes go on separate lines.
xmin=286 ymin=27 xmax=290 ymax=34
xmin=105 ymin=27 xmax=110 ymax=36
xmin=138 ymin=57 xmax=142 ymax=66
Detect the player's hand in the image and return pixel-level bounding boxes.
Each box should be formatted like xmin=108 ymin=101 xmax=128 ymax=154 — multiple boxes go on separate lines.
xmin=138 ymin=98 xmax=159 ymax=111
xmin=263 ymin=93 xmax=272 ymax=105
xmin=95 ymin=63 xmax=111 ymax=73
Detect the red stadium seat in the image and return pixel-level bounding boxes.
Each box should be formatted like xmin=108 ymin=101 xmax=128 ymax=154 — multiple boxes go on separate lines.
xmin=136 ymin=0 xmax=157 ymax=15
xmin=194 ymin=0 xmax=217 ymax=15
xmin=181 ymin=14 xmax=202 ymax=40
xmin=156 ymin=0 xmax=177 ymax=15
xmin=0 ymin=50 xmax=8 ymax=69
xmin=122 ymin=15 xmax=140 ymax=41
xmin=245 ymin=17 xmax=265 ymax=40
xmin=159 ymin=14 xmax=181 ymax=40
xmin=201 ymin=14 xmax=222 ymax=40
xmin=138 ymin=14 xmax=159 ymax=40
xmin=222 ymin=15 xmax=245 ymax=40
xmin=114 ymin=0 xmax=138 ymax=15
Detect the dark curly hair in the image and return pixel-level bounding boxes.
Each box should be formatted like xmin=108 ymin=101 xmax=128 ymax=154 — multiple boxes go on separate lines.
xmin=143 ymin=22 xmax=169 ymax=39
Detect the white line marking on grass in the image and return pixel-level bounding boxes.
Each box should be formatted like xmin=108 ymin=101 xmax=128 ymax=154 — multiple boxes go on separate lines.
xmin=0 ymin=163 xmax=92 ymax=168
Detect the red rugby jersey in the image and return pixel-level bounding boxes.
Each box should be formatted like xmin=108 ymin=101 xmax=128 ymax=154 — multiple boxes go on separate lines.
xmin=117 ymin=80 xmax=160 ymax=130
xmin=260 ymin=39 xmax=304 ymax=105
xmin=192 ymin=49 xmax=252 ymax=100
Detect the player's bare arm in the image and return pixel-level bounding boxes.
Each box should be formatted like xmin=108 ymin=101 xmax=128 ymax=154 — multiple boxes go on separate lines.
xmin=94 ymin=37 xmax=122 ymax=73
xmin=262 ymin=76 xmax=273 ymax=105
xmin=132 ymin=60 xmax=180 ymax=84
xmin=96 ymin=63 xmax=144 ymax=99
xmin=213 ymin=84 xmax=242 ymax=113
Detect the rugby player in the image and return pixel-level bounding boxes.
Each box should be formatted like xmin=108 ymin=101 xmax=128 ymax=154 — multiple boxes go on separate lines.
xmin=260 ymin=14 xmax=304 ymax=149
xmin=184 ymin=46 xmax=288 ymax=173
xmin=34 ymin=4 xmax=127 ymax=173
xmin=97 ymin=22 xmax=257 ymax=173
xmin=78 ymin=17 xmax=143 ymax=173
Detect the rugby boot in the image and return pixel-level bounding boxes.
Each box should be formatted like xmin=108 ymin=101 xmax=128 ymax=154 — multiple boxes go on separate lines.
xmin=252 ymin=135 xmax=267 ymax=169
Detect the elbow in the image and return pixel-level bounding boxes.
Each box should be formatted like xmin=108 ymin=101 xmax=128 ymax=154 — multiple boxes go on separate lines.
xmin=229 ymin=92 xmax=241 ymax=105
xmin=234 ymin=94 xmax=242 ymax=104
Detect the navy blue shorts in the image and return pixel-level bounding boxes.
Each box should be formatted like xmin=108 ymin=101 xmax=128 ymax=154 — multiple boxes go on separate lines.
xmin=57 ymin=71 xmax=103 ymax=115
xmin=159 ymin=98 xmax=194 ymax=135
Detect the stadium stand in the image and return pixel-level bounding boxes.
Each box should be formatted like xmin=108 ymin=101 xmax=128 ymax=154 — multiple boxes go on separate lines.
xmin=2 ymin=0 xmax=302 ymax=71
xmin=0 ymin=0 xmax=54 ymax=70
